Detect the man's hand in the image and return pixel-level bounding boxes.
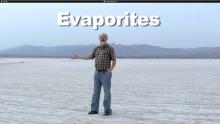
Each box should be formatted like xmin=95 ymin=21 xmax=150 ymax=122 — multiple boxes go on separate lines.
xmin=70 ymin=55 xmax=80 ymax=59
xmin=107 ymin=66 xmax=114 ymax=73
xmin=107 ymin=68 xmax=112 ymax=73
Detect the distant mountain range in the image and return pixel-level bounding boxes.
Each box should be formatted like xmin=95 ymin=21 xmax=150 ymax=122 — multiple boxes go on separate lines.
xmin=1 ymin=44 xmax=220 ymax=59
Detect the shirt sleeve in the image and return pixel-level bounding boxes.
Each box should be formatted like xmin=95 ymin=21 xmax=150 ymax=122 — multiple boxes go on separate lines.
xmin=89 ymin=47 xmax=96 ymax=59
xmin=110 ymin=47 xmax=116 ymax=61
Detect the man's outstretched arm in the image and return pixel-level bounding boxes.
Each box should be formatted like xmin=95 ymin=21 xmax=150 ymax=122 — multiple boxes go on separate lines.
xmin=70 ymin=49 xmax=96 ymax=60
xmin=71 ymin=48 xmax=96 ymax=60
xmin=70 ymin=55 xmax=91 ymax=60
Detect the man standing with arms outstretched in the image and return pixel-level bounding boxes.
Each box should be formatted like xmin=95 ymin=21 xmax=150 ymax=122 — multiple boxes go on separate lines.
xmin=71 ymin=33 xmax=116 ymax=116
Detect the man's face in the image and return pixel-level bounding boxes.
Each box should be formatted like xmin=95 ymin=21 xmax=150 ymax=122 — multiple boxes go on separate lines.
xmin=99 ymin=34 xmax=108 ymax=46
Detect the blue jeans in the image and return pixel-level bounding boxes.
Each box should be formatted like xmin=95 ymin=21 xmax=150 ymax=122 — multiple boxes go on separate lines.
xmin=91 ymin=70 xmax=112 ymax=112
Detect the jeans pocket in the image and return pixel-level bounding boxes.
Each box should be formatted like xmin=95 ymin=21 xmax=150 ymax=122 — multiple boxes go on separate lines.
xmin=105 ymin=71 xmax=111 ymax=76
xmin=106 ymin=72 xmax=112 ymax=78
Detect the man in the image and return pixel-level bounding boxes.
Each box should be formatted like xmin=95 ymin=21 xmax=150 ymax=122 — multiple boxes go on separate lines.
xmin=70 ymin=33 xmax=116 ymax=116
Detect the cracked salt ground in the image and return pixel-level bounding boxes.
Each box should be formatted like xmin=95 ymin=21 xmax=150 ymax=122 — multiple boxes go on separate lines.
xmin=0 ymin=58 xmax=220 ymax=124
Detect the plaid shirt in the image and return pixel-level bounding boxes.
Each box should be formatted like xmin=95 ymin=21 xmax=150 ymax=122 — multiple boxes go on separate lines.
xmin=89 ymin=44 xmax=116 ymax=71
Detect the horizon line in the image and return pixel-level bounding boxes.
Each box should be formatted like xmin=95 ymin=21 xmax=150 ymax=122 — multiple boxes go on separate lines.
xmin=1 ymin=43 xmax=220 ymax=50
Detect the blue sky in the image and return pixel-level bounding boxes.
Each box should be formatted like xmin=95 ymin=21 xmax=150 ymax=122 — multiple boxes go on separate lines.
xmin=0 ymin=3 xmax=220 ymax=49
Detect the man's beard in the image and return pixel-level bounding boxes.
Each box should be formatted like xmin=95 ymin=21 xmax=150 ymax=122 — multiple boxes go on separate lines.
xmin=100 ymin=41 xmax=107 ymax=46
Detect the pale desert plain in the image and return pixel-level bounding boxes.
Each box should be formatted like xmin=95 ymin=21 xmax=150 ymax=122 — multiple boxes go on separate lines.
xmin=0 ymin=58 xmax=220 ymax=124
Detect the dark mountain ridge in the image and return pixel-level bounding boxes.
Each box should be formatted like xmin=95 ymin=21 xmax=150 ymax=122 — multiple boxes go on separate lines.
xmin=0 ymin=44 xmax=220 ymax=59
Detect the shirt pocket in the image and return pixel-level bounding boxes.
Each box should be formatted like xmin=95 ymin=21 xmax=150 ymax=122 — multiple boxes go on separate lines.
xmin=95 ymin=50 xmax=100 ymax=57
xmin=102 ymin=50 xmax=109 ymax=57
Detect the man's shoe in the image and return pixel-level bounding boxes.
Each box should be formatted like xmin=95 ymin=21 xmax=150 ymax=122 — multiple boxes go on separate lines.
xmin=103 ymin=111 xmax=112 ymax=116
xmin=88 ymin=111 xmax=98 ymax=115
